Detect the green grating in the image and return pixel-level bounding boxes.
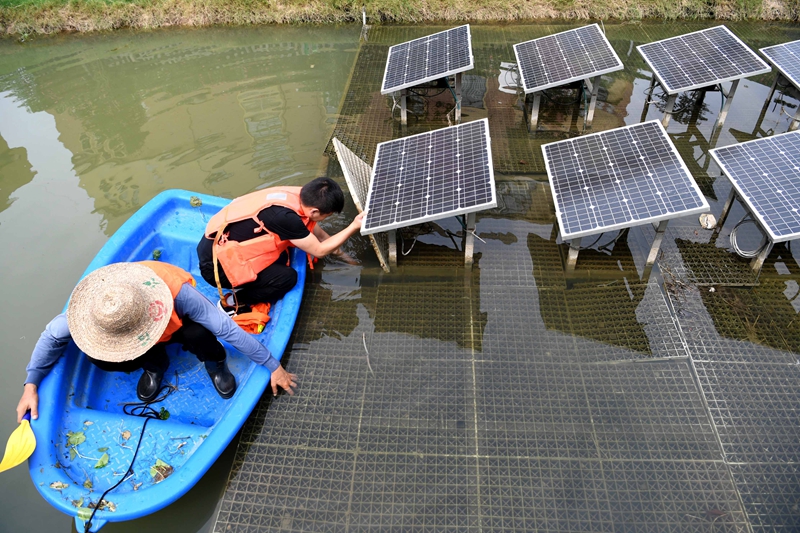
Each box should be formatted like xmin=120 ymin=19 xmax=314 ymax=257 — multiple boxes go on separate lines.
xmin=328 ymin=25 xmax=635 ymax=175
xmin=215 ymin=22 xmax=800 ymax=533
xmin=730 ymin=463 xmax=800 ymax=532
xmin=694 ymin=361 xmax=800 ymax=464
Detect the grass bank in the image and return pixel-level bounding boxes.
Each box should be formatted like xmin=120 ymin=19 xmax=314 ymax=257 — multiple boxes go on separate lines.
xmin=0 ymin=0 xmax=797 ymax=37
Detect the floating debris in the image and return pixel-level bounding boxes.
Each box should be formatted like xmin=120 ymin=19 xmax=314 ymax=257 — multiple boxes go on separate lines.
xmin=94 ymin=453 xmax=109 ymax=469
xmin=67 ymin=431 xmax=86 ymax=446
xmin=150 ymin=459 xmax=173 ymax=483
xmin=88 ymin=499 xmax=117 ymax=512
xmin=699 ymin=213 xmax=717 ymax=230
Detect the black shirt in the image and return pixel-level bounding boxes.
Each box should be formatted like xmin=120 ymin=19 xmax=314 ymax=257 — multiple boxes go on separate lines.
xmin=197 ymin=206 xmax=311 ymax=269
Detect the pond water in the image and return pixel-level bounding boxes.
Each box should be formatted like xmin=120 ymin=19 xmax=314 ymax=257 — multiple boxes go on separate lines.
xmin=2 ymin=21 xmax=800 ymax=533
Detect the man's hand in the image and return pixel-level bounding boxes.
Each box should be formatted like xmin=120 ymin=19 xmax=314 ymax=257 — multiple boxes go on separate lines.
xmin=332 ymin=247 xmax=359 ymax=265
xmin=17 ymin=383 xmax=38 ymax=423
xmin=351 ymin=211 xmax=366 ymax=230
xmin=270 ymin=366 xmax=298 ymax=397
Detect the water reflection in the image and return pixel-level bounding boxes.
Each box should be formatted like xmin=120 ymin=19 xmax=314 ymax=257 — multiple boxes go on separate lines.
xmin=0 ymin=27 xmax=359 ymax=232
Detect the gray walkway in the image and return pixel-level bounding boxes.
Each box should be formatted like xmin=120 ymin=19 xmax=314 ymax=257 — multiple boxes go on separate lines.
xmin=213 ymin=23 xmax=800 ymax=533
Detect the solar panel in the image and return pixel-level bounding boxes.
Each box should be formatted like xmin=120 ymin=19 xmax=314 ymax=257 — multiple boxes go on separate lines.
xmin=542 ymin=120 xmax=709 ymax=240
xmin=331 ymin=138 xmax=390 ymax=272
xmin=637 ymin=25 xmax=770 ymax=94
xmin=362 ymin=118 xmax=496 ymax=235
xmin=760 ymin=39 xmax=800 ymax=90
xmin=513 ymin=24 xmax=624 ymax=93
xmin=381 ymin=25 xmax=474 ymax=95
xmin=709 ymin=131 xmax=800 ymax=243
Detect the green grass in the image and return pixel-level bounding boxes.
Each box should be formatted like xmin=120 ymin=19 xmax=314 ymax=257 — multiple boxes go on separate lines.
xmin=0 ymin=0 xmax=795 ymax=36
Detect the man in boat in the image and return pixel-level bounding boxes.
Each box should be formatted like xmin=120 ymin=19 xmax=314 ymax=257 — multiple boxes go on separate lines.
xmin=196 ymin=178 xmax=365 ymax=315
xmin=15 ymin=262 xmax=298 ymax=423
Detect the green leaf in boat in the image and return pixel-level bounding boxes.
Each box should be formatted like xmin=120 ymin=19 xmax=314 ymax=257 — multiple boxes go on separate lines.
xmin=67 ymin=431 xmax=86 ymax=446
xmin=83 ymin=478 xmax=93 ymax=489
xmin=150 ymin=458 xmax=174 ymax=482
xmin=69 ymin=448 xmax=77 ymax=461
xmin=50 ymin=481 xmax=69 ymax=490
xmin=190 ymin=196 xmax=202 ymax=207
xmin=158 ymin=407 xmax=170 ymax=420
xmin=77 ymin=507 xmax=93 ymax=521
xmin=97 ymin=447 xmax=108 ymax=452
xmin=94 ymin=453 xmax=109 ymax=469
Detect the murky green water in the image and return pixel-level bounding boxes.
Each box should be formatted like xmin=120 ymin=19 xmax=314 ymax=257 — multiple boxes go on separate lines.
xmin=3 ymin=21 xmax=800 ymax=533
xmin=0 ymin=25 xmax=360 ymax=533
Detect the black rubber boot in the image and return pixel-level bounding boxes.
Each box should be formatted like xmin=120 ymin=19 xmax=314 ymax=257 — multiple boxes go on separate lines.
xmin=205 ymin=359 xmax=236 ymax=399
xmin=137 ymin=368 xmax=165 ymax=402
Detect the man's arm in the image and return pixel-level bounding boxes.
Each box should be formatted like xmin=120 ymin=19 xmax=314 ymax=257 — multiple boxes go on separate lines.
xmin=175 ymin=284 xmax=297 ymax=395
xmin=290 ymin=212 xmax=365 ymax=259
xmin=17 ymin=314 xmax=72 ymax=422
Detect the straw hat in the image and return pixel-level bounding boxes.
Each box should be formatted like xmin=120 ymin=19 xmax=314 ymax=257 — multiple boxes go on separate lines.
xmin=66 ymin=263 xmax=174 ymax=363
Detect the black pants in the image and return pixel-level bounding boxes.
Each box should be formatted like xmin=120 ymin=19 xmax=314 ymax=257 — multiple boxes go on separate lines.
xmin=88 ymin=318 xmax=226 ymax=374
xmin=199 ymin=251 xmax=298 ymax=306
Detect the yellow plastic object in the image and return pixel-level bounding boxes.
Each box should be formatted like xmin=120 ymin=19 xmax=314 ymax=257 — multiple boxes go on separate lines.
xmin=0 ymin=414 xmax=36 ymax=474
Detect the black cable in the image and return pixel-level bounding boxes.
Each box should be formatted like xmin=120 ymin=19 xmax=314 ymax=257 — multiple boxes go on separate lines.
xmin=83 ymin=417 xmax=151 ymax=533
xmin=83 ymin=379 xmax=178 ymax=532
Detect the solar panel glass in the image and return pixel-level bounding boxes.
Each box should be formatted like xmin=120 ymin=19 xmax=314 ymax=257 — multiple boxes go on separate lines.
xmin=513 ymin=24 xmax=623 ymax=93
xmin=362 ymin=119 xmax=495 ymax=234
xmin=710 ymin=131 xmax=800 ymax=242
xmin=637 ymin=26 xmax=770 ymax=94
xmin=381 ymin=25 xmax=474 ymax=94
xmin=761 ymin=39 xmax=800 ymax=89
xmin=543 ymin=121 xmax=709 ymax=239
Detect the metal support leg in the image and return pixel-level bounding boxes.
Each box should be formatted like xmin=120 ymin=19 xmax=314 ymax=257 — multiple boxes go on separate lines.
xmin=715 ymin=188 xmax=737 ymax=233
xmin=464 ymin=212 xmax=476 ymax=266
xmin=767 ymin=73 xmax=780 ymax=105
xmin=400 ymin=89 xmax=408 ymax=127
xmin=716 ymin=79 xmax=739 ymax=129
xmin=695 ymin=88 xmax=707 ymax=107
xmin=529 ymin=92 xmax=542 ymax=131
xmin=662 ymin=94 xmax=677 ymax=128
xmin=388 ymin=229 xmax=398 ymax=268
xmin=646 ymin=219 xmax=670 ymax=268
xmin=790 ymin=106 xmax=800 ymax=132
xmin=585 ymin=75 xmax=601 ymax=128
xmin=455 ymin=72 xmax=462 ymax=124
xmin=641 ymin=75 xmax=657 ymax=123
xmin=566 ymin=238 xmax=581 ymax=275
xmin=751 ymin=240 xmax=774 ymax=276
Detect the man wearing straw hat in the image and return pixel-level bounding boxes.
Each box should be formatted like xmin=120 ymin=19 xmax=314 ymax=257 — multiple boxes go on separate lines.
xmin=15 ymin=261 xmax=297 ymax=423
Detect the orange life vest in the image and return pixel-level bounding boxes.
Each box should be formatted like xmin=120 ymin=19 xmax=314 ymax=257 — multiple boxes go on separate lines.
xmin=139 ymin=261 xmax=196 ymax=343
xmin=204 ymin=187 xmax=316 ymax=288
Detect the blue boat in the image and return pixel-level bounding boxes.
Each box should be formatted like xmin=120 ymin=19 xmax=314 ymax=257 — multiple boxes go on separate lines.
xmin=27 ymin=190 xmax=306 ymax=532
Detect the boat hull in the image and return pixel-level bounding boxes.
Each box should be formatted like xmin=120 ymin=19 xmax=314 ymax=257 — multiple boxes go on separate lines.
xmin=26 ymin=190 xmax=305 ymax=532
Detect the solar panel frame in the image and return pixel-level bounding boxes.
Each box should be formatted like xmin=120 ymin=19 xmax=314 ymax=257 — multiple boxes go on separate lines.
xmin=512 ymin=24 xmax=624 ymax=94
xmin=760 ymin=39 xmax=800 ymax=91
xmin=709 ymin=131 xmax=800 ymax=243
xmin=381 ymin=25 xmax=474 ymax=95
xmin=637 ymin=25 xmax=771 ymax=95
xmin=542 ymin=120 xmax=710 ymax=241
xmin=362 ymin=118 xmax=496 ymax=236
xmin=332 ymin=138 xmax=391 ymax=272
